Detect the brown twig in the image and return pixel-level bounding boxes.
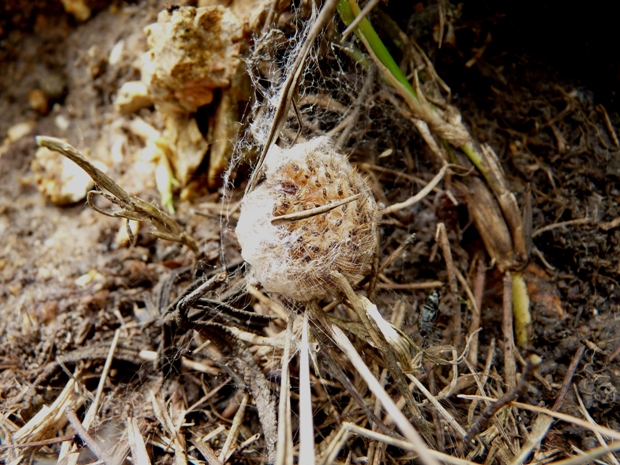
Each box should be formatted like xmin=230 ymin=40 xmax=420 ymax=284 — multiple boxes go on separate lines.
xmin=435 ymin=222 xmax=460 ymax=349
xmin=552 ymin=344 xmax=586 ymax=412
xmin=502 ymin=271 xmax=517 ymax=390
xmin=596 ymin=103 xmax=620 ymax=147
xmin=468 ymin=258 xmax=486 ymax=367
xmin=271 ymin=194 xmax=361 ymax=224
xmin=0 ymin=432 xmax=78 ymax=450
xmin=532 ymin=217 xmax=593 ymax=238
xmin=375 ymin=280 xmax=443 ymax=290
xmin=378 ymin=233 xmax=416 ymax=274
xmin=66 ymin=409 xmax=114 ymax=465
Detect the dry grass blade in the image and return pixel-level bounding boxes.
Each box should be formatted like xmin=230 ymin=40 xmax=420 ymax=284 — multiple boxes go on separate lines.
xmin=407 ymin=374 xmax=467 ymax=438
xmin=331 ymin=271 xmax=431 ymax=438
xmin=150 ymin=391 xmax=187 ymax=465
xmin=459 ymin=396 xmax=620 ymax=441
xmin=6 ymin=378 xmax=86 ymax=465
xmin=275 ymin=317 xmax=294 ymax=465
xmin=83 ymin=329 xmax=120 ymax=428
xmin=341 ymin=0 xmax=380 ymax=39
xmin=190 ymin=438 xmax=223 ymax=465
xmin=331 ymin=325 xmax=440 ymax=465
xmin=219 ymin=394 xmax=248 ymax=462
xmin=298 ymin=312 xmax=316 ymax=465
xmin=245 ymin=0 xmax=340 ymax=194
xmin=271 ymin=193 xmax=361 ymax=224
xmin=127 ymin=418 xmax=151 ymax=465
xmin=547 ymin=442 xmax=620 ymax=465
xmin=463 ymin=358 xmax=537 ymax=448
xmin=56 ymin=330 xmax=123 ymax=465
xmin=510 ymin=414 xmax=554 ymax=465
xmin=573 ymin=385 xmax=620 ymax=465
xmin=467 ymin=260 xmax=486 ymax=367
xmin=381 ymin=163 xmax=450 ymax=215
xmin=320 ymin=422 xmax=478 ymax=465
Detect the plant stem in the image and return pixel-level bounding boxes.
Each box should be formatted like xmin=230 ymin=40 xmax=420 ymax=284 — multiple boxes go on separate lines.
xmin=337 ymin=0 xmax=417 ymax=98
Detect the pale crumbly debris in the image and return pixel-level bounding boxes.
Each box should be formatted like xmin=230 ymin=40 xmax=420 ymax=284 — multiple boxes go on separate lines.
xmin=32 ymin=146 xmax=107 ymax=206
xmin=141 ymin=5 xmax=244 ymax=114
xmin=236 ymin=137 xmax=378 ymax=301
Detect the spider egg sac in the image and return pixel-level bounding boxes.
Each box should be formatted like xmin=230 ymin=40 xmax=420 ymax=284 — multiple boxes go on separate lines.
xmin=236 ymin=137 xmax=379 ymax=301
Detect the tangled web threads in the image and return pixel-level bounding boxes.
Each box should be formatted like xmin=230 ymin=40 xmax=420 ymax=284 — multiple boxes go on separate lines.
xmin=236 ymin=137 xmax=378 ymax=301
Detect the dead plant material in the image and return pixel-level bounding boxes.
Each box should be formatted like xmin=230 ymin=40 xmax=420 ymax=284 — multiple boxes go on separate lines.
xmin=552 ymin=344 xmax=586 ymax=412
xmin=4 ymin=379 xmax=86 ymax=465
xmin=462 ymin=356 xmax=540 ymax=450
xmin=3 ymin=2 xmax=620 ymax=465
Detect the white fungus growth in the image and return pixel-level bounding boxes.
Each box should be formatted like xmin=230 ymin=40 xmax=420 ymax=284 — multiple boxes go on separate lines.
xmin=236 ymin=137 xmax=379 ymax=301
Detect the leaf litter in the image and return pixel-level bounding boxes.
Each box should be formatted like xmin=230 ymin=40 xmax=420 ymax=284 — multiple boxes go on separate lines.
xmin=1 ymin=1 xmax=620 ymax=465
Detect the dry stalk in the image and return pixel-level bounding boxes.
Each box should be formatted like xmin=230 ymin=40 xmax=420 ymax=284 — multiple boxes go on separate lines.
xmin=435 ymin=222 xmax=461 ymax=350
xmin=275 ymin=316 xmax=294 ymax=465
xmin=407 ymin=374 xmax=467 ymax=438
xmin=65 ymin=409 xmax=115 ymax=465
xmin=245 ymin=0 xmax=340 ymax=194
xmin=319 ymin=422 xmax=477 ymax=465
xmin=190 ymin=438 xmax=222 ymax=465
xmin=462 ymin=357 xmax=539 ymax=449
xmin=127 ymin=418 xmax=151 ymax=465
xmin=549 ymin=442 xmax=620 ymax=465
xmin=6 ymin=378 xmax=86 ymax=465
xmin=552 ymin=344 xmax=586 ymax=411
xmin=510 ymin=414 xmax=554 ymax=465
xmin=331 ymin=271 xmax=435 ymax=440
xmin=466 ymin=338 xmax=495 ymax=427
xmin=219 ymin=394 xmax=249 ymax=462
xmin=308 ymin=304 xmax=394 ymax=437
xmin=502 ymin=272 xmax=517 ymax=391
xmin=468 ymin=259 xmax=486 ymax=367
xmin=298 ymin=312 xmax=316 ymax=465
xmin=84 ymin=329 xmax=120 ymax=428
xmin=150 ymin=391 xmax=187 ymax=465
xmin=460 ymin=396 xmax=620 ymax=442
xmin=35 ymin=136 xmax=199 ymax=254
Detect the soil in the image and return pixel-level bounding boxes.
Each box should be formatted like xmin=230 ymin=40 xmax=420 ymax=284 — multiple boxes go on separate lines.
xmin=1 ymin=1 xmax=619 ymax=464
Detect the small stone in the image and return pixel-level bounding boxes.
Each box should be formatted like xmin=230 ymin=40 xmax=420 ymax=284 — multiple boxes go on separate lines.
xmin=60 ymin=0 xmax=91 ymax=21
xmin=7 ymin=121 xmax=36 ymax=142
xmin=114 ymin=81 xmax=153 ymax=114
xmin=109 ymin=40 xmax=125 ymax=66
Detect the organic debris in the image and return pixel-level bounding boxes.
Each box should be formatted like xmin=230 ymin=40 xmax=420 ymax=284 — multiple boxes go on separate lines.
xmin=1 ymin=1 xmax=620 ymax=465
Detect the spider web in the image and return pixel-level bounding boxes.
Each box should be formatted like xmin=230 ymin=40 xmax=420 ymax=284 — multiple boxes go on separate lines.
xmin=220 ymin=1 xmax=421 ymax=265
